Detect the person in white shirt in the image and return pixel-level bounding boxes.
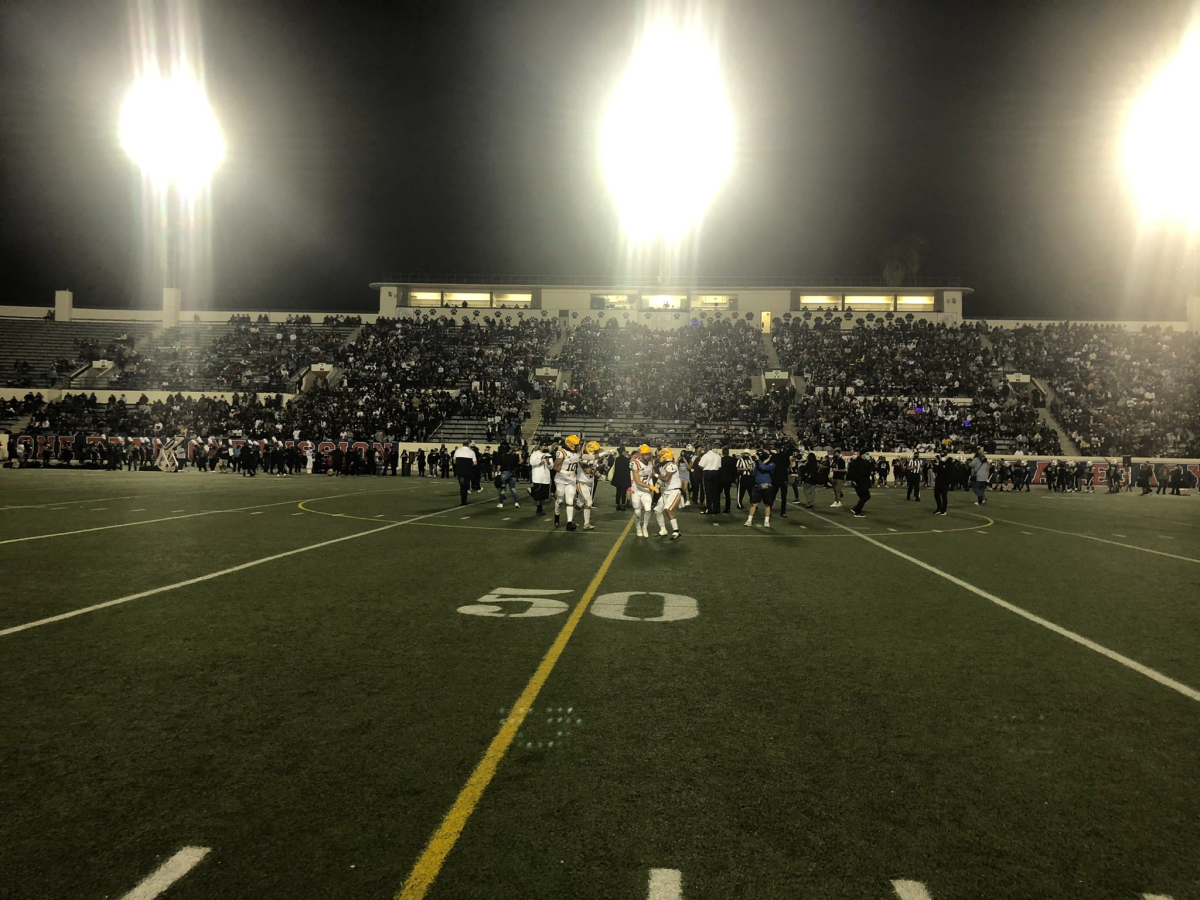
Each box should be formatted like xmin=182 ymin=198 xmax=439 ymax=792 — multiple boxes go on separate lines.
xmin=452 ymin=440 xmax=478 ymax=505
xmin=630 ymin=444 xmax=657 ymax=538
xmin=698 ymin=445 xmax=723 ymax=515
xmin=553 ymin=435 xmax=581 ymax=531
xmin=528 ymin=442 xmax=552 ymax=516
xmin=654 ymin=447 xmax=682 ymax=540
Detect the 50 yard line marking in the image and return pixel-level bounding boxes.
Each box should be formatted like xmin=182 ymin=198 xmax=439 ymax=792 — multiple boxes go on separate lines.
xmin=396 ymin=515 xmax=635 ymax=900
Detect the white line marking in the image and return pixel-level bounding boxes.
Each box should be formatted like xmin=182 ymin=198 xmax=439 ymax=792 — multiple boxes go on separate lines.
xmin=0 ymin=490 xmax=384 ymax=547
xmin=119 ymin=846 xmax=210 ymax=900
xmin=648 ymin=868 xmax=682 ymax=900
xmin=892 ymin=881 xmax=933 ymax=900
xmin=92 ymin=508 xmax=107 ymax=511
xmin=1021 ymin=531 xmax=1033 ymax=535
xmin=1159 ymin=535 xmax=1174 ymax=540
xmin=461 ymin=516 xmax=471 ymax=519
xmin=804 ymin=509 xmax=1200 ymax=703
xmin=0 ymin=503 xmax=462 ymax=637
xmin=375 ymin=513 xmax=385 ymax=517
xmin=131 ymin=508 xmax=146 ymax=512
xmin=990 ymin=517 xmax=1200 ymax=564
xmin=292 ymin=512 xmax=304 ymax=516
xmin=172 ymin=509 xmax=186 ymax=513
xmin=250 ymin=511 xmax=264 ymax=515
xmin=503 ymin=517 xmax=511 ymax=521
xmin=1143 ymin=894 xmax=1175 ymax=900
xmin=0 ymin=495 xmax=135 ymax=510
xmin=887 ymin=527 xmax=898 ymax=532
xmin=1112 ymin=533 xmax=1127 ymax=537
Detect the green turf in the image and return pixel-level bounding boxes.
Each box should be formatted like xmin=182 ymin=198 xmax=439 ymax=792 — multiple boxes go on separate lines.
xmin=1 ymin=471 xmax=1198 ymax=900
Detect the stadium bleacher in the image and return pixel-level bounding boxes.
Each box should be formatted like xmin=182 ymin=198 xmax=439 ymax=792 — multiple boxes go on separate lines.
xmin=0 ymin=318 xmax=155 ymax=389
xmin=6 ymin=314 xmax=1197 ymax=459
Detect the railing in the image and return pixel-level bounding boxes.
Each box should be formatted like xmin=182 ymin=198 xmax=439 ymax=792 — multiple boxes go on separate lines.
xmin=378 ymin=274 xmax=963 ymax=289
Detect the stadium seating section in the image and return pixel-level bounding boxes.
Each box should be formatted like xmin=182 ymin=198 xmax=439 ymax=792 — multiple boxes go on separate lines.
xmin=4 ymin=315 xmax=1197 ymax=457
xmin=0 ymin=318 xmax=154 ymax=388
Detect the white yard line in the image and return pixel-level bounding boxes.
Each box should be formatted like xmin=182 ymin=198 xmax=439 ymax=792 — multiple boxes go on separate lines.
xmin=804 ymin=510 xmax=1200 ymax=704
xmin=0 ymin=495 xmax=135 ymax=510
xmin=0 ymin=488 xmax=412 ymax=547
xmin=892 ymin=881 xmax=933 ymax=900
xmin=119 ymin=847 xmax=210 ymax=900
xmin=0 ymin=503 xmax=459 ymax=638
xmin=1143 ymin=894 xmax=1175 ymax=900
xmin=989 ymin=517 xmax=1200 ymax=564
xmin=648 ymin=868 xmax=682 ymax=900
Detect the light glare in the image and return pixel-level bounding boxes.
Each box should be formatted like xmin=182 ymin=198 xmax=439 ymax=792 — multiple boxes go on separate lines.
xmin=1124 ymin=32 xmax=1200 ymax=227
xmin=601 ymin=20 xmax=734 ymax=241
xmin=120 ymin=74 xmax=224 ymax=190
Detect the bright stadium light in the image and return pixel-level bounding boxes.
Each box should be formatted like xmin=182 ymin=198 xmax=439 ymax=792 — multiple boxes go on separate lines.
xmin=120 ymin=72 xmax=225 ymax=190
xmin=601 ymin=18 xmax=734 ymax=242
xmin=1123 ymin=30 xmax=1200 ymax=227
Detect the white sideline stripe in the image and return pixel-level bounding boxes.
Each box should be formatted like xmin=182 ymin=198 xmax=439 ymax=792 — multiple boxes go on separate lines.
xmin=1143 ymin=894 xmax=1175 ymax=900
xmin=805 ymin=510 xmax=1200 ymax=704
xmin=0 ymin=494 xmax=135 ymax=510
xmin=0 ymin=504 xmax=459 ymax=637
xmin=648 ymin=868 xmax=682 ymax=900
xmin=119 ymin=847 xmax=210 ymax=900
xmin=892 ymin=880 xmax=932 ymax=900
xmin=990 ymin=517 xmax=1200 ymax=564
xmin=0 ymin=489 xmax=392 ymax=547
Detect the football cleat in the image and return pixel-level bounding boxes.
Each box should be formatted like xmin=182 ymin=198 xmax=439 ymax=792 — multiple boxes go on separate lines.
xmin=566 ymin=522 xmax=577 ymax=531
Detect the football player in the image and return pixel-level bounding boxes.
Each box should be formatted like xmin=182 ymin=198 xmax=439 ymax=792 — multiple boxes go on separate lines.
xmin=630 ymin=443 xmax=657 ymax=538
xmin=574 ymin=440 xmax=600 ymax=531
xmin=553 ymin=434 xmax=581 ymax=531
xmin=655 ymin=447 xmax=682 ymax=540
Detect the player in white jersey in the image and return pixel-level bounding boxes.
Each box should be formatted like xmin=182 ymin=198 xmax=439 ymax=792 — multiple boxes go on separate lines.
xmin=553 ymin=434 xmax=581 ymax=531
xmin=629 ymin=444 xmax=657 ymax=538
xmin=654 ymin=447 xmax=682 ymax=540
xmin=573 ymin=440 xmax=600 ymax=531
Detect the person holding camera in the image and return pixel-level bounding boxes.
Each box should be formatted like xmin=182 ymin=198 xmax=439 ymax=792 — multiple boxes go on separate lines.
xmin=744 ymin=450 xmax=777 ymax=528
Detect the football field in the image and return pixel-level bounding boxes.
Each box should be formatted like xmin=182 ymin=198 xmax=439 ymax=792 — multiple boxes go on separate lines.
xmin=2 ymin=470 xmax=1198 ymax=900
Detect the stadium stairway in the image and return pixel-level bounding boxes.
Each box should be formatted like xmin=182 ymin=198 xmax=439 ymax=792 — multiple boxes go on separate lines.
xmin=762 ymin=331 xmax=782 ymax=371
xmin=1032 ymin=376 xmax=1079 ymax=455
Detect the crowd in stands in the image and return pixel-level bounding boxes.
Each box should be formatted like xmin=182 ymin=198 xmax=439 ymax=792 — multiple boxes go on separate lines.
xmin=773 ymin=319 xmax=996 ymax=396
xmin=989 ymin=323 xmax=1199 ymax=458
xmin=550 ymin=320 xmax=768 ymax=421
xmin=5 ymin=314 xmax=1199 ymax=460
xmin=791 ymin=385 xmax=1061 ymax=455
xmin=113 ymin=322 xmax=346 ymax=392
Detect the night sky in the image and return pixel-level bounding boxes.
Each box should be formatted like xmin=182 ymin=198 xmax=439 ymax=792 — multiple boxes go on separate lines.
xmin=1 ymin=0 xmax=1197 ymax=319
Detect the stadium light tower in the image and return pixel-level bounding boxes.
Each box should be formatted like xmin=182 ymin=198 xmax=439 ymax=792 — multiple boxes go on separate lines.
xmin=120 ymin=72 xmax=224 ymax=191
xmin=601 ymin=14 xmax=734 ymax=279
xmin=1123 ymin=30 xmax=1200 ymax=229
xmin=120 ymin=71 xmax=224 ymax=317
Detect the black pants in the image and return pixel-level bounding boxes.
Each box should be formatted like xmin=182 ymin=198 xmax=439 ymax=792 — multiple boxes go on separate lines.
xmin=906 ymin=475 xmax=921 ymax=500
xmin=852 ymin=483 xmax=870 ymax=514
xmin=738 ymin=476 xmax=754 ymax=507
xmin=721 ymin=482 xmax=732 ymax=513
xmin=774 ymin=482 xmax=788 ymax=514
xmin=934 ymin=483 xmax=948 ymax=513
xmin=458 ymin=475 xmax=471 ymax=505
xmin=703 ymin=471 xmax=721 ymax=515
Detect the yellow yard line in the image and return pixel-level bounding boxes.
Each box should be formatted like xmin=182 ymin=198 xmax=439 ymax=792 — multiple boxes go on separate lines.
xmin=396 ymin=515 xmax=636 ymax=900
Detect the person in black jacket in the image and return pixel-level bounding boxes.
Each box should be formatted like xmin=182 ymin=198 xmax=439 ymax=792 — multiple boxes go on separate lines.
xmin=800 ymin=452 xmax=819 ymax=509
xmin=611 ymin=446 xmax=632 ymax=511
xmin=719 ymin=447 xmax=737 ymax=513
xmin=770 ymin=444 xmax=792 ymax=518
xmin=847 ymin=448 xmax=872 ymax=517
xmin=932 ymin=453 xmax=951 ymax=515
